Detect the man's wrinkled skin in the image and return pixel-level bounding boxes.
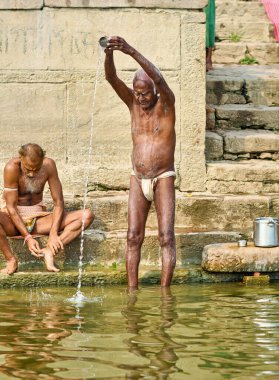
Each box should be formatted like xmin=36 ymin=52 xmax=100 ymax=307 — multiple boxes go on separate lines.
xmin=0 ymin=143 xmax=94 ymax=274
xmin=104 ymin=36 xmax=176 ymax=288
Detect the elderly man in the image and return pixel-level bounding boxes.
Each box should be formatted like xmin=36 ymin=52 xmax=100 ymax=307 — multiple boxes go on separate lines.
xmin=104 ymin=36 xmax=176 ymax=288
xmin=0 ymin=143 xmax=94 ymax=274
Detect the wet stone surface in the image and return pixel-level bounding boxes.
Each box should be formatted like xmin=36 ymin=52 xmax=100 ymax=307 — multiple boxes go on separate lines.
xmin=202 ymin=242 xmax=279 ymax=273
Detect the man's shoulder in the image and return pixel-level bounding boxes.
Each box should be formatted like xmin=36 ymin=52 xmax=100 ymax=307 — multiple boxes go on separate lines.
xmin=43 ymin=157 xmax=59 ymax=177
xmin=4 ymin=158 xmax=20 ymax=172
xmin=43 ymin=157 xmax=55 ymax=166
xmin=43 ymin=157 xmax=57 ymax=171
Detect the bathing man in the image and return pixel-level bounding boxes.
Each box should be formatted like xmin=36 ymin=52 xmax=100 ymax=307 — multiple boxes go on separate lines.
xmin=104 ymin=36 xmax=176 ymax=287
xmin=0 ymin=143 xmax=94 ymax=274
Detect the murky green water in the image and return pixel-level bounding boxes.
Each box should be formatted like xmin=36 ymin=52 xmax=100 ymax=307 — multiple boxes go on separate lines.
xmin=0 ymin=283 xmax=278 ymax=379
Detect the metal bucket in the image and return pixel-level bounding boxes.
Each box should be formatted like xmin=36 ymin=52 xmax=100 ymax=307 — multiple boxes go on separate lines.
xmin=253 ymin=217 xmax=279 ymax=247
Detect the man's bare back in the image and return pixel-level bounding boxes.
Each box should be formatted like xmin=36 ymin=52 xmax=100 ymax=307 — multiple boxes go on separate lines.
xmin=105 ymin=36 xmax=176 ymax=288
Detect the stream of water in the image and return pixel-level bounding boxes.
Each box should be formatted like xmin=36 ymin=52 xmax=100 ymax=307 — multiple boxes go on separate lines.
xmin=68 ymin=46 xmax=104 ymax=304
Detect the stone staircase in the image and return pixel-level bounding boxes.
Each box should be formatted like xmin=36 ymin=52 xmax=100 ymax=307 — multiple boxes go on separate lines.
xmin=206 ymin=65 xmax=279 ymax=194
xmin=206 ymin=0 xmax=279 ymax=196
xmin=214 ymin=0 xmax=279 ymax=65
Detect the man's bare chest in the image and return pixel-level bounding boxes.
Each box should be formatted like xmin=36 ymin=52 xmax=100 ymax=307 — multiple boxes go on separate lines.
xmin=131 ymin=113 xmax=162 ymax=136
xmin=18 ymin=174 xmax=47 ymax=195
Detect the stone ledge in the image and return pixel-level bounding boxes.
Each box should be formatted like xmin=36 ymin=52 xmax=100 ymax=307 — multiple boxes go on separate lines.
xmin=49 ymin=192 xmax=276 ymax=233
xmin=214 ymin=42 xmax=279 ymax=65
xmin=0 ymin=267 xmax=251 ymax=288
xmin=215 ymin=104 xmax=279 ymax=131
xmin=5 ymin=229 xmax=242 ymax=268
xmin=207 ymin=160 xmax=279 ymax=182
xmin=216 ymin=21 xmax=274 ymax=43
xmin=223 ymin=130 xmax=279 ymax=154
xmin=0 ymin=266 xmax=278 ymax=288
xmin=44 ymin=0 xmax=208 ymax=9
xmin=206 ymin=64 xmax=279 ymax=106
xmin=216 ymin=0 xmax=267 ymax=20
xmin=202 ymin=242 xmax=279 ymax=272
xmin=0 ymin=0 xmax=43 ymax=9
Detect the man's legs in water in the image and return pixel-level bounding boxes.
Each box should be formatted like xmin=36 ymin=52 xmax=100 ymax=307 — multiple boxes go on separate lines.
xmin=126 ymin=176 xmax=151 ymax=288
xmin=154 ymin=176 xmax=176 ymax=287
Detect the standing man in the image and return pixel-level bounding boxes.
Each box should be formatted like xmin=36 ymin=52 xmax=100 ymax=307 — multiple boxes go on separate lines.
xmin=0 ymin=143 xmax=94 ymax=274
xmin=104 ymin=36 xmax=176 ymax=288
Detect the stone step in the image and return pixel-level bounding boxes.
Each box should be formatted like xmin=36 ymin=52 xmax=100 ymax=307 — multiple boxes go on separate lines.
xmin=215 ymin=104 xmax=279 ymax=130
xmin=202 ymin=242 xmax=279 ymax=273
xmin=0 ymin=267 xmax=251 ymax=287
xmin=206 ymin=65 xmax=279 ymax=106
xmin=216 ymin=21 xmax=274 ymax=43
xmin=4 ymin=230 xmax=242 ymax=269
xmin=206 ymin=129 xmax=279 ymax=161
xmin=216 ymin=0 xmax=268 ymax=21
xmin=213 ymin=42 xmax=279 ymax=65
xmin=223 ymin=129 xmax=279 ymax=154
xmin=60 ymin=192 xmax=279 ymax=235
xmin=207 ymin=160 xmax=279 ymax=193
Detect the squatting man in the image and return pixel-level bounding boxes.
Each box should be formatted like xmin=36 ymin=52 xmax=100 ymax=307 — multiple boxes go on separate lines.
xmin=0 ymin=143 xmax=94 ymax=274
xmin=105 ymin=36 xmax=176 ymax=288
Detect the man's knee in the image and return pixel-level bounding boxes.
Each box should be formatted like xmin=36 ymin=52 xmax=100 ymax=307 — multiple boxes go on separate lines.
xmin=83 ymin=209 xmax=94 ymax=228
xmin=0 ymin=224 xmax=7 ymax=237
xmin=158 ymin=230 xmax=175 ymax=248
xmin=127 ymin=229 xmax=144 ymax=248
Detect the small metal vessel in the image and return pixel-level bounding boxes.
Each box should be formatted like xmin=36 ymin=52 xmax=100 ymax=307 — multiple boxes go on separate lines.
xmin=238 ymin=240 xmax=247 ymax=247
xmin=99 ymin=36 xmax=109 ymax=48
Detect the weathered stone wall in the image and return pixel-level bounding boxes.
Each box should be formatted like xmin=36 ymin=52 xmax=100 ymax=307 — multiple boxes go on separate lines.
xmin=0 ymin=0 xmax=207 ymax=195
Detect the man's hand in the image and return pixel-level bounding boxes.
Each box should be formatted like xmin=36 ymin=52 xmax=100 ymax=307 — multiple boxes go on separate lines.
xmin=27 ymin=238 xmax=42 ymax=258
xmin=106 ymin=36 xmax=134 ymax=55
xmin=47 ymin=233 xmax=64 ymax=255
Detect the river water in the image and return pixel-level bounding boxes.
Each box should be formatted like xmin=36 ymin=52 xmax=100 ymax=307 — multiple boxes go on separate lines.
xmin=0 ymin=283 xmax=278 ymax=379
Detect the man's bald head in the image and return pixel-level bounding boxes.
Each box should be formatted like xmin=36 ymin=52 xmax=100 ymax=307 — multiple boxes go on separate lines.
xmin=19 ymin=143 xmax=46 ymax=162
xmin=133 ymin=69 xmax=156 ymax=93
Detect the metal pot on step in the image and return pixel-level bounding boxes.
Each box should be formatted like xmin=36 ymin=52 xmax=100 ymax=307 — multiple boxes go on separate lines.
xmin=253 ymin=217 xmax=279 ymax=247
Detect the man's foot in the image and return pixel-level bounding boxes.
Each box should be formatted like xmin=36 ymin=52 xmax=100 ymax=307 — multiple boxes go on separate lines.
xmin=1 ymin=258 xmax=18 ymax=275
xmin=40 ymin=248 xmax=60 ymax=273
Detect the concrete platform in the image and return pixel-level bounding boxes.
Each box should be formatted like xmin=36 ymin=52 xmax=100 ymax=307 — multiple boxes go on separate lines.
xmin=202 ymin=241 xmax=279 ymax=272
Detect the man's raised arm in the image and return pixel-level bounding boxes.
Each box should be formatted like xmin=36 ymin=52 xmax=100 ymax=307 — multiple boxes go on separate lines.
xmin=104 ymin=46 xmax=133 ymax=108
xmin=107 ymin=36 xmax=175 ymax=107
